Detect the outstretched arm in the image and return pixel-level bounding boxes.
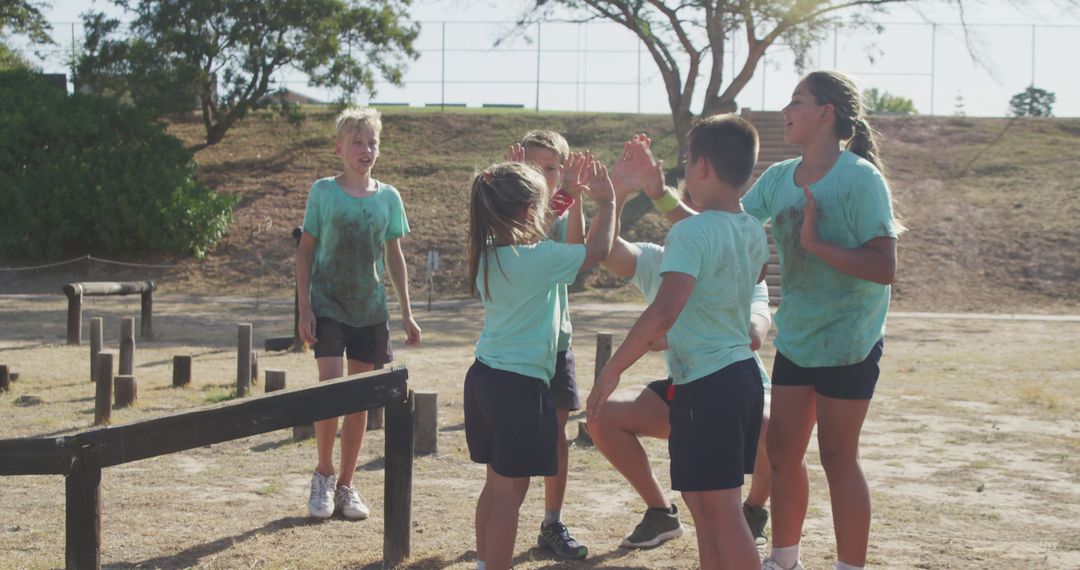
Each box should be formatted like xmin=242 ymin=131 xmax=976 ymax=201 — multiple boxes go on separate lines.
xmin=295 ymin=232 xmax=318 ymax=345
xmin=385 ymin=238 xmax=421 ymax=346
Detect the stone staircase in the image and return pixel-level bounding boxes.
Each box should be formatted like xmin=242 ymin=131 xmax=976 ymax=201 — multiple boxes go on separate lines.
xmin=742 ymin=110 xmax=802 ymax=305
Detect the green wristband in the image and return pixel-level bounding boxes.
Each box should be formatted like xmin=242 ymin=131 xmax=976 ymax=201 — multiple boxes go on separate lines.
xmin=652 ymin=187 xmax=680 ymax=214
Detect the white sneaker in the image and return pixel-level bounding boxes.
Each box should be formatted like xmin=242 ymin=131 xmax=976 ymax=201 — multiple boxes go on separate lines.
xmin=307 ymin=471 xmax=336 ymax=519
xmin=334 ymin=485 xmax=370 ymax=520
xmin=762 ymin=555 xmax=804 ymax=570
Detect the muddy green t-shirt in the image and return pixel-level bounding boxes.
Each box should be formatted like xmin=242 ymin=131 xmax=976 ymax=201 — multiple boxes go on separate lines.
xmin=549 ymin=214 xmax=573 ymax=352
xmin=302 ymin=177 xmax=409 ymax=327
xmin=741 ymin=150 xmax=897 ymax=367
xmin=658 ymin=211 xmax=769 ymax=384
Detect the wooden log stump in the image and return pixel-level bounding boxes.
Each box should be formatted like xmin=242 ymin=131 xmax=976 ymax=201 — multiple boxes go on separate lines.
xmin=250 ymin=351 xmax=259 ymax=386
xmin=576 ymin=420 xmax=593 ymax=446
xmin=89 ymin=317 xmax=103 ymax=382
xmin=114 ymin=375 xmax=137 ymax=408
xmin=413 ymin=390 xmax=438 ymax=455
xmin=172 ymin=355 xmax=192 ymax=388
xmin=119 ymin=317 xmax=135 ymax=376
xmin=265 ymin=369 xmax=286 ymax=393
xmin=236 ymin=324 xmax=252 ymax=397
xmin=367 ymin=407 xmax=384 ymax=430
xmin=384 ymin=388 xmax=414 ymax=567
xmin=140 ymin=285 xmax=154 ymax=340
xmin=94 ymin=351 xmax=115 ymax=425
xmin=0 ymin=365 xmax=10 ymax=393
xmin=594 ymin=332 xmax=613 ymax=381
xmin=64 ymin=285 xmax=83 ymax=345
xmin=65 ymin=447 xmax=102 ymax=569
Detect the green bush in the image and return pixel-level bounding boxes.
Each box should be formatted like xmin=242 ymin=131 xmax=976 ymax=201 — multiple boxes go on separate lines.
xmin=0 ymin=70 xmax=235 ymax=259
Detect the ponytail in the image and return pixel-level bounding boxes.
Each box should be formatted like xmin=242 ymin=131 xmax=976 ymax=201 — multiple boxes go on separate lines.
xmin=847 ymin=117 xmax=886 ymax=178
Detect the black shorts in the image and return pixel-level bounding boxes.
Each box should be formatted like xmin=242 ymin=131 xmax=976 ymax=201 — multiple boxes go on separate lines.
xmin=771 ymin=339 xmax=883 ymax=400
xmin=549 ymin=348 xmax=581 ymax=411
xmin=646 ymin=378 xmax=674 ymax=407
xmin=669 ymin=359 xmax=763 ymax=492
xmin=312 ymin=317 xmax=393 ymax=365
xmin=464 ymin=360 xmax=558 ymax=478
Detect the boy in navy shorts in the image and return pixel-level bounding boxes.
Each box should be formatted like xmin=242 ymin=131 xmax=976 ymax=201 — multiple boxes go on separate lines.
xmin=295 ymin=107 xmax=421 ymax=520
xmin=588 ymin=115 xmax=768 ymax=569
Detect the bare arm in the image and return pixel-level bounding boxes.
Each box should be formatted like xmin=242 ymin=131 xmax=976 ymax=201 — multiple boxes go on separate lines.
xmin=801 ymin=188 xmax=896 ymax=285
xmin=385 ymin=238 xmax=421 ymax=346
xmin=295 ymin=232 xmax=318 ymax=345
xmin=579 ymin=162 xmax=616 ymax=271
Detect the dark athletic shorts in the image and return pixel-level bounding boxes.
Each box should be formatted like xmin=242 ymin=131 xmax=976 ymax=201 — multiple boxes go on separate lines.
xmin=771 ymin=339 xmax=884 ymax=400
xmin=312 ymin=317 xmax=393 ymax=365
xmin=646 ymin=378 xmax=675 ymax=406
xmin=549 ymin=348 xmax=581 ymax=411
xmin=464 ymin=360 xmax=558 ymax=478
xmin=669 ymin=359 xmax=764 ymax=492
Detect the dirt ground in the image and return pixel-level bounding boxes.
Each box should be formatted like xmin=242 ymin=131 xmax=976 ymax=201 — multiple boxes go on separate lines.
xmin=2 ymin=294 xmax=1079 ymax=569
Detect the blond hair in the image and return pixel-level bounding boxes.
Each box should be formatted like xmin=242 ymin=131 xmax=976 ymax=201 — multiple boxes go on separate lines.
xmin=520 ymin=130 xmax=569 ymax=163
xmin=467 ymin=162 xmax=551 ymax=299
xmin=334 ymin=107 xmax=382 ymax=140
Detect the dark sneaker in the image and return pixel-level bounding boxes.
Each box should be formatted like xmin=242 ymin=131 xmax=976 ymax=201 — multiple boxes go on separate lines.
xmin=743 ymin=503 xmax=769 ymax=546
xmin=537 ymin=521 xmax=588 ymax=560
xmin=621 ymin=505 xmax=683 ymax=548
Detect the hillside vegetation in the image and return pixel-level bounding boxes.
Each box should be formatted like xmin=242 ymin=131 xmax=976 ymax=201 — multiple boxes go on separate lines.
xmin=3 ymin=108 xmax=1077 ymax=313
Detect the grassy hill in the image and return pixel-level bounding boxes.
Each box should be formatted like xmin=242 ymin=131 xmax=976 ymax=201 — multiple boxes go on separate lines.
xmin=4 ymin=108 xmax=1078 ymax=313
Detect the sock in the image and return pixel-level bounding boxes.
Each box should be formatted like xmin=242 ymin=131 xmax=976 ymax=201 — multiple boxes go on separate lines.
xmin=835 ymin=563 xmax=863 ymax=570
xmin=476 ymin=561 xmax=486 ymax=570
xmin=771 ymin=544 xmax=801 ymax=568
xmin=543 ymin=509 xmax=561 ymax=526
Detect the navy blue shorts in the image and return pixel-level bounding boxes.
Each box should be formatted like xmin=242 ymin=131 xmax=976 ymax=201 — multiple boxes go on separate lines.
xmin=669 ymin=359 xmax=763 ymax=492
xmin=550 ymin=348 xmax=581 ymax=411
xmin=312 ymin=317 xmax=393 ymax=365
xmin=771 ymin=339 xmax=883 ymax=400
xmin=646 ymin=378 xmax=674 ymax=407
xmin=464 ymin=360 xmax=558 ymax=478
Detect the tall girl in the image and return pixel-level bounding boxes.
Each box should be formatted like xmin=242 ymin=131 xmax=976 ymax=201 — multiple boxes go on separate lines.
xmin=465 ymin=161 xmax=616 ymax=570
xmin=744 ymin=71 xmax=902 ymax=570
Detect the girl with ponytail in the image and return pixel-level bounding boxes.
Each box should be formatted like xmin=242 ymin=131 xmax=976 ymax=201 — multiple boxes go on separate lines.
xmin=742 ymin=70 xmax=902 ymax=570
xmin=464 ymin=160 xmax=616 ymax=570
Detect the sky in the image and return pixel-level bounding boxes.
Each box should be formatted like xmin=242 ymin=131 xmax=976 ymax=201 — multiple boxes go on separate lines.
xmin=25 ymin=0 xmax=1080 ymax=117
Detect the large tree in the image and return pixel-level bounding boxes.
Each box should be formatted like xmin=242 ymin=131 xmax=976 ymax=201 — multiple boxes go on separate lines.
xmin=76 ymin=0 xmax=419 ymax=146
xmin=1 ymin=0 xmax=53 ymax=70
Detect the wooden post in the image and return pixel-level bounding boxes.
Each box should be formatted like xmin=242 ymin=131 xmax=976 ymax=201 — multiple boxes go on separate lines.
xmin=292 ymin=226 xmax=304 ymax=352
xmin=94 ymin=351 xmax=115 ymax=426
xmin=89 ymin=317 xmax=103 ymax=382
xmin=237 ymin=324 xmax=252 ymax=397
xmin=64 ymin=284 xmax=83 ymax=345
xmin=594 ymin=332 xmax=613 ymax=381
xmin=172 ymin=355 xmax=192 ymax=388
xmin=367 ymin=407 xmax=384 ymax=430
xmin=114 ymin=375 xmax=137 ymax=408
xmin=140 ymin=284 xmax=153 ymax=340
xmin=119 ymin=317 xmax=135 ymax=376
xmin=65 ymin=446 xmax=102 ymax=570
xmin=0 ymin=364 xmax=9 ymax=393
xmin=413 ymin=391 xmax=438 ymax=455
xmin=250 ymin=351 xmax=259 ymax=386
xmin=265 ymin=369 xmax=286 ymax=393
xmin=384 ymin=389 xmax=414 ymax=568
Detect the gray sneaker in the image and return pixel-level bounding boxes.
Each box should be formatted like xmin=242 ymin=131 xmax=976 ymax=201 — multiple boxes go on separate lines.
xmin=621 ymin=505 xmax=683 ymax=548
xmin=307 ymin=471 xmax=335 ymax=519
xmin=743 ymin=503 xmax=769 ymax=546
xmin=334 ymin=485 xmax=369 ymax=520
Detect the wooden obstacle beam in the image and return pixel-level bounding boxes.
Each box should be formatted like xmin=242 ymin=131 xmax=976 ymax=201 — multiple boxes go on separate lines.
xmin=236 ymin=324 xmax=252 ymax=397
xmin=89 ymin=318 xmax=103 ymax=382
xmin=0 ymin=364 xmax=10 ymax=393
xmin=594 ymin=332 xmax=613 ymax=381
xmin=118 ymin=318 xmax=135 ymax=376
xmin=413 ymin=391 xmax=438 ymax=455
xmin=0 ymin=367 xmax=413 ymax=570
xmin=62 ymin=281 xmax=156 ymax=345
xmin=172 ymin=355 xmax=192 ymax=387
xmin=94 ymin=352 xmax=115 ymax=426
xmin=114 ymin=375 xmax=137 ymax=408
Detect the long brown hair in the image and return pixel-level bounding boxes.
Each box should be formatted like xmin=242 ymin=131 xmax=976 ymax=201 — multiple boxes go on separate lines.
xmin=467 ymin=162 xmax=550 ymax=299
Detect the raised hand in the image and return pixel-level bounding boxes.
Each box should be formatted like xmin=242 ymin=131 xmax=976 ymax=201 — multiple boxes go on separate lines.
xmin=504 ymin=143 xmax=525 ymax=163
xmin=583 ymin=160 xmax=615 ymax=204
xmin=561 ymin=151 xmax=592 ymax=198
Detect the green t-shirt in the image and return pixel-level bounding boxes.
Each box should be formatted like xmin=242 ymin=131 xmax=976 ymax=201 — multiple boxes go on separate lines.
xmin=301 ymin=177 xmax=409 ymax=327
xmin=741 ymin=150 xmax=898 ymax=367
xmin=549 ymin=214 xmax=573 ymax=352
xmin=474 ymin=240 xmax=586 ymax=384
xmin=630 ymin=241 xmax=772 ymax=386
xmin=658 ymin=211 xmax=769 ymax=384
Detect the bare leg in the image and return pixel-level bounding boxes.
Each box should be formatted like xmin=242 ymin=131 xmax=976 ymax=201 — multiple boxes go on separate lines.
xmin=543 ymin=408 xmax=571 ymax=514
xmin=314 ymin=356 xmax=344 ymax=476
xmin=745 ymin=394 xmax=771 ymax=507
xmin=683 ymin=488 xmax=759 ymax=569
xmin=767 ymin=386 xmax=816 ymax=548
xmin=337 ymin=359 xmax=375 ymax=488
xmin=478 ymin=466 xmax=530 ymax=570
xmin=587 ymin=388 xmax=671 ymax=509
xmin=816 ymin=394 xmax=872 ymax=567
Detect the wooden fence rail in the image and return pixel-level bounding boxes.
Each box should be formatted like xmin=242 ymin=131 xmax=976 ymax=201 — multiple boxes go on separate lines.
xmin=62 ymin=281 xmax=156 ymax=345
xmin=0 ymin=366 xmax=413 ymax=569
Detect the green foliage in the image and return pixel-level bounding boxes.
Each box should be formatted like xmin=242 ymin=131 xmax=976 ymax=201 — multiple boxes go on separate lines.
xmin=0 ymin=70 xmax=236 ymax=259
xmin=0 ymin=0 xmax=53 ymax=45
xmin=863 ymin=88 xmax=917 ymax=114
xmin=1009 ymin=86 xmax=1055 ymax=117
xmin=0 ymin=40 xmax=34 ymax=70
xmin=75 ymin=0 xmax=419 ymax=145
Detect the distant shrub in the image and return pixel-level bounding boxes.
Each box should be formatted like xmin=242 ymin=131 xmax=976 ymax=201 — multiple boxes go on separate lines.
xmin=0 ymin=69 xmax=235 ymax=259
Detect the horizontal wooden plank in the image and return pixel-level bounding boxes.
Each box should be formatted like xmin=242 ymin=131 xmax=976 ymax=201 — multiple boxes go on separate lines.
xmin=76 ymin=366 xmax=409 ymax=468
xmin=0 ymin=437 xmax=80 ymax=475
xmin=63 ymin=281 xmax=156 ymax=298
